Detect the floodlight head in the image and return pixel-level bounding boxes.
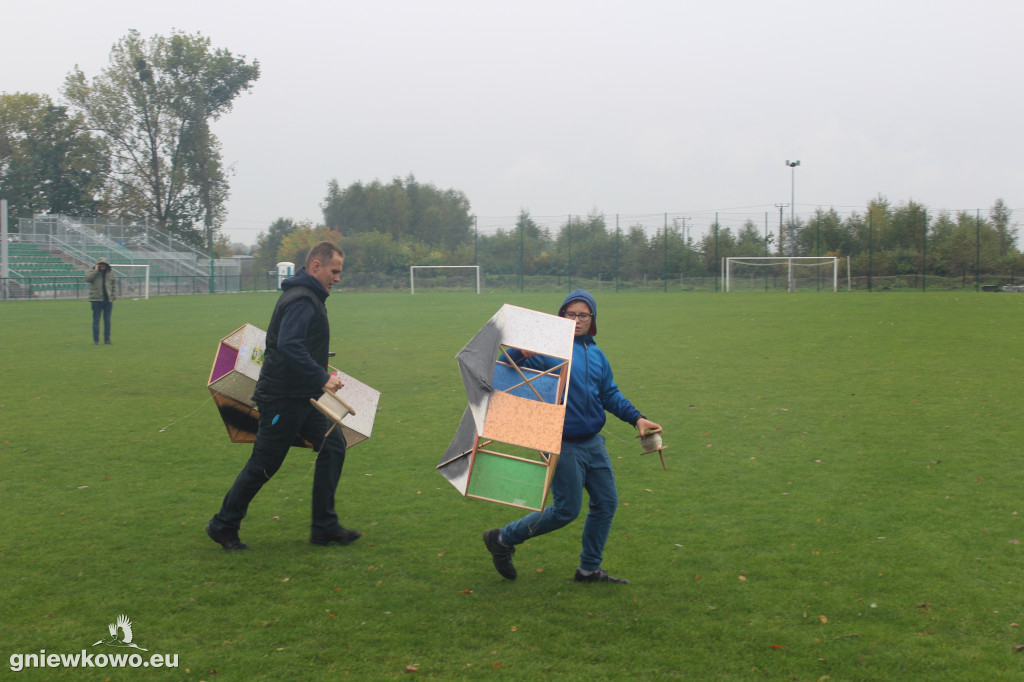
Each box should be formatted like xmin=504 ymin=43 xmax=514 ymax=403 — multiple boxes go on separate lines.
xmin=786 ymin=160 xmax=801 ymax=168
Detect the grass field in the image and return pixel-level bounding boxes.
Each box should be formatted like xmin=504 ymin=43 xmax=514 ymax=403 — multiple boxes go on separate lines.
xmin=2 ymin=289 xmax=1024 ymax=681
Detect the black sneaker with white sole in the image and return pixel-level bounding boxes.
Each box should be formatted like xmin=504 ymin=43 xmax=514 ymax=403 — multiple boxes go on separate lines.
xmin=574 ymin=568 xmax=628 ymax=584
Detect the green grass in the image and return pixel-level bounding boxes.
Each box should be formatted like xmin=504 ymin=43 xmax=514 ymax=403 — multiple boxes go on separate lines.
xmin=2 ymin=290 xmax=1024 ymax=681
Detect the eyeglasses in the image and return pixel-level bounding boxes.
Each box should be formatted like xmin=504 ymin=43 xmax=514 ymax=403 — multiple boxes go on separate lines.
xmin=564 ymin=312 xmax=592 ymax=321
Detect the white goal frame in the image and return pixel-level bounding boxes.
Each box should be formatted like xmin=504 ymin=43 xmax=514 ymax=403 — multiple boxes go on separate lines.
xmin=410 ymin=265 xmax=481 ymax=294
xmin=723 ymin=257 xmax=841 ymax=293
xmin=111 ymin=264 xmax=150 ymax=299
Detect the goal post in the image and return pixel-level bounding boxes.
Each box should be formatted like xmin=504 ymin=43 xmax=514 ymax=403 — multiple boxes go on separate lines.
xmin=722 ymin=257 xmax=841 ymax=293
xmin=111 ymin=264 xmax=150 ymax=299
xmin=410 ymin=265 xmax=481 ymax=294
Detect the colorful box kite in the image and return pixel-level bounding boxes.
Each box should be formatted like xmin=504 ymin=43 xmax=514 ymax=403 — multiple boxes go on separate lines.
xmin=208 ymin=323 xmax=380 ymax=448
xmin=437 ymin=304 xmax=575 ymax=511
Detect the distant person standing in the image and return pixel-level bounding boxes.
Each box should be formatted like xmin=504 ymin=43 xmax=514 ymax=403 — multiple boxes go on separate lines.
xmin=85 ymin=257 xmax=118 ymax=345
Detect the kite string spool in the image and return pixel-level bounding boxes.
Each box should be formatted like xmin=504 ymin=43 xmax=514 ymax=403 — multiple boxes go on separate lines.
xmin=640 ymin=430 xmax=663 ymax=452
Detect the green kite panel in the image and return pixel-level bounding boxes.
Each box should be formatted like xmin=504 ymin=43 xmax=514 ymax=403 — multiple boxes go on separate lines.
xmin=466 ymin=452 xmax=548 ymax=510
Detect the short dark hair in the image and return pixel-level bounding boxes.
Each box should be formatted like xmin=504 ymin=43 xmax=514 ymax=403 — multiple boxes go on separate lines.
xmin=305 ymin=241 xmax=345 ymax=269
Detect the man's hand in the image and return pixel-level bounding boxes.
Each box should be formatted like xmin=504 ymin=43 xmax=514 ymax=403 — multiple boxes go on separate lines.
xmin=637 ymin=417 xmax=661 ymax=437
xmin=324 ymin=373 xmax=345 ymax=393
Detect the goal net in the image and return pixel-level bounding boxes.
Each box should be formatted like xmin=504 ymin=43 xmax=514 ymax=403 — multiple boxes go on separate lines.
xmin=723 ymin=257 xmax=840 ymax=292
xmin=110 ymin=264 xmax=150 ymax=299
xmin=410 ymin=265 xmax=481 ymax=294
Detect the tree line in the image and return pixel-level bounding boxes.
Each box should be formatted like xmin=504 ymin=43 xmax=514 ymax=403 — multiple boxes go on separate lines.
xmin=256 ymin=188 xmax=1021 ymax=289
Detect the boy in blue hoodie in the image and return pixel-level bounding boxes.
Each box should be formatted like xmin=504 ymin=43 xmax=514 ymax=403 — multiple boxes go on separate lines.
xmin=484 ymin=289 xmax=660 ymax=583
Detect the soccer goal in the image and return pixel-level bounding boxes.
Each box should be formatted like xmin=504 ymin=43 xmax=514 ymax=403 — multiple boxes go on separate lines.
xmin=111 ymin=264 xmax=150 ymax=299
xmin=723 ymin=257 xmax=842 ymax=292
xmin=410 ymin=265 xmax=481 ymax=294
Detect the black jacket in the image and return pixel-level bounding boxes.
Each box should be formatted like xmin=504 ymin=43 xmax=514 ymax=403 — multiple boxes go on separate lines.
xmin=253 ymin=269 xmax=332 ymax=403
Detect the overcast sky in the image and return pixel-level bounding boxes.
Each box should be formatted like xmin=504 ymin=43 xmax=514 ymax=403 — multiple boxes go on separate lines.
xmin=3 ymin=0 xmax=1022 ymax=244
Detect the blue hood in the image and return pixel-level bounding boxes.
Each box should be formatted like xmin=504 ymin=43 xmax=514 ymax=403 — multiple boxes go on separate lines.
xmin=558 ymin=288 xmax=597 ymax=335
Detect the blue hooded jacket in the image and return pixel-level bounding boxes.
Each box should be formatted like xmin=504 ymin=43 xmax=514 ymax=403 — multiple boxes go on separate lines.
xmin=517 ymin=289 xmax=643 ymax=440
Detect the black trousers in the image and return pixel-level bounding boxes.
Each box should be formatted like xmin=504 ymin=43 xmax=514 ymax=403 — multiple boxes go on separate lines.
xmin=211 ymin=396 xmax=347 ymax=535
xmin=91 ymin=300 xmax=113 ymax=342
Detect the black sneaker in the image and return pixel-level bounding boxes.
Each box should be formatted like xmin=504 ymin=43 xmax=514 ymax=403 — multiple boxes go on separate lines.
xmin=310 ymin=527 xmax=362 ymax=546
xmin=574 ymin=568 xmax=628 ymax=584
xmin=483 ymin=528 xmax=517 ymax=580
xmin=206 ymin=523 xmax=248 ymax=551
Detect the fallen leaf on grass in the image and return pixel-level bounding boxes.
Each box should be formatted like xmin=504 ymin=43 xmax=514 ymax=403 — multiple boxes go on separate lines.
xmin=769 ymin=644 xmax=785 ymax=649
xmin=1010 ymin=539 xmax=1020 ymax=545
xmin=404 ymin=664 xmax=419 ymax=672
xmin=819 ymin=615 xmax=829 ymax=624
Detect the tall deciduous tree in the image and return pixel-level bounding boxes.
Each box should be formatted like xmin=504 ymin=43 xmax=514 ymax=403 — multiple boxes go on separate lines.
xmin=988 ymin=198 xmax=1016 ymax=255
xmin=63 ymin=30 xmax=259 ymax=247
xmin=0 ymin=92 xmax=108 ymax=219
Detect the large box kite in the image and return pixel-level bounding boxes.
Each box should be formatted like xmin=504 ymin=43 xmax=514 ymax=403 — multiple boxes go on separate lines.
xmin=437 ymin=305 xmax=575 ymax=511
xmin=208 ymin=323 xmax=380 ymax=448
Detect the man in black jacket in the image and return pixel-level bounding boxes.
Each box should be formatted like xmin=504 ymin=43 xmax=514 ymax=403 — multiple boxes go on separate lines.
xmin=206 ymin=241 xmax=358 ymax=550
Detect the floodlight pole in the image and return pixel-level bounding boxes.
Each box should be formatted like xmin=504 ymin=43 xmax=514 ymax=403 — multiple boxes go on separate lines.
xmin=785 ymin=160 xmax=801 ymax=292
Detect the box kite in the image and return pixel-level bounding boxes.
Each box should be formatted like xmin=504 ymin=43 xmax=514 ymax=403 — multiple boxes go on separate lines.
xmin=438 ymin=304 xmax=575 ymax=511
xmin=208 ymin=324 xmax=380 ymax=448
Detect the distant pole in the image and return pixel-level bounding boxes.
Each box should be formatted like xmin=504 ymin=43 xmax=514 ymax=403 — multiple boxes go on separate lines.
xmin=518 ymin=215 xmax=524 ymax=292
xmin=567 ymin=215 xmax=572 ymax=291
xmin=922 ymin=209 xmax=927 ymax=292
xmin=764 ymin=211 xmax=769 ymax=291
xmin=868 ymin=210 xmax=873 ymax=292
xmin=615 ymin=214 xmax=621 ymax=293
xmin=975 ymin=209 xmax=981 ymax=291
xmin=1 ymin=200 xmax=8 ymax=300
xmin=774 ymin=203 xmax=788 ymax=256
xmin=714 ymin=212 xmax=719 ymax=292
xmin=663 ymin=213 xmax=669 ymax=293
xmin=816 ymin=210 xmax=821 ymax=292
xmin=785 ymin=160 xmax=801 ymax=292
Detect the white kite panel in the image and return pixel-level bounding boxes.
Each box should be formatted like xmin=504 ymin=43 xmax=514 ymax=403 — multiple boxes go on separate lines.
xmin=492 ymin=304 xmax=575 ymax=360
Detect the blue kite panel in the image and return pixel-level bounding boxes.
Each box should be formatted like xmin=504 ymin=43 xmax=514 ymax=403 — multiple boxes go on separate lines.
xmin=492 ymin=362 xmax=559 ymax=403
